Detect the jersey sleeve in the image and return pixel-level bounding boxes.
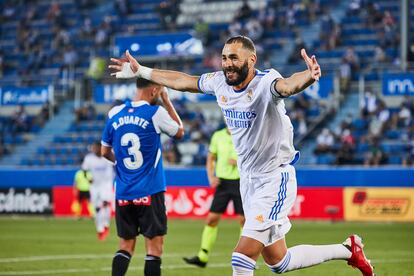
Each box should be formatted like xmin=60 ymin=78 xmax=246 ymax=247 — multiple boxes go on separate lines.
xmin=81 ymin=155 xmax=90 ymax=171
xmin=197 ymin=71 xmax=220 ymax=95
xmin=101 ymin=117 xmax=114 ymax=147
xmin=152 ymin=106 xmax=180 ymax=137
xmin=266 ymin=69 xmax=285 ymax=103
xmin=208 ymin=132 xmax=219 ymax=154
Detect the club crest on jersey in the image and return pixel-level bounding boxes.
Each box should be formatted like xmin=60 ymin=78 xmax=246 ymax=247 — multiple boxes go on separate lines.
xmin=246 ymin=89 xmax=254 ymax=102
xmin=205 ymin=72 xmax=216 ymax=80
xmin=219 ymin=95 xmax=228 ymax=104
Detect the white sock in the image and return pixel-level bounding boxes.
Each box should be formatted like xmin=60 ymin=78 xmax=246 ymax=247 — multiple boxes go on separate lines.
xmin=95 ymin=208 xmax=105 ymax=233
xmin=232 ymin=252 xmax=256 ymax=276
xmin=103 ymin=206 xmax=111 ymax=228
xmin=268 ymin=244 xmax=351 ymax=273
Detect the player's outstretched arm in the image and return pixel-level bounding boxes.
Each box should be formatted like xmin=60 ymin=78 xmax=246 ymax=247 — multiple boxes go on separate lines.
xmin=109 ymin=50 xmax=201 ymax=93
xmin=275 ymin=49 xmax=322 ymax=98
xmin=160 ymin=89 xmax=184 ymax=139
xmin=101 ymin=145 xmax=115 ymax=164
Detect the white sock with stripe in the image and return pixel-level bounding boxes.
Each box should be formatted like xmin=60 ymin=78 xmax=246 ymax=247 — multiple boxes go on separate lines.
xmin=232 ymin=252 xmax=256 ymax=276
xmin=95 ymin=208 xmax=105 ymax=233
xmin=103 ymin=206 xmax=111 ymax=228
xmin=267 ymin=244 xmax=351 ymax=273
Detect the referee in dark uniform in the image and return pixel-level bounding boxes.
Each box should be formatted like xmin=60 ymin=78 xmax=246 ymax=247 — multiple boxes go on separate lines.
xmin=184 ymin=127 xmax=244 ymax=267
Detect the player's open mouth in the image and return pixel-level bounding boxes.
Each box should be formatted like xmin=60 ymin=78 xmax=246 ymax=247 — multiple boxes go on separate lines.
xmin=226 ymin=71 xmax=236 ymax=78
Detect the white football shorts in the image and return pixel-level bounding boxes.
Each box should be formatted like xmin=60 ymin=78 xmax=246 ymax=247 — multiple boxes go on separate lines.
xmin=90 ymin=183 xmax=114 ymax=208
xmin=240 ymin=164 xmax=297 ymax=246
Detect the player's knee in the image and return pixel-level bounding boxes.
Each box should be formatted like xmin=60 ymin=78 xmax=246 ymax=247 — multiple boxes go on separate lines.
xmin=146 ymin=239 xmax=163 ymax=257
xmin=206 ymin=213 xmax=220 ymax=226
xmin=148 ymin=246 xmax=163 ymax=257
xmin=119 ymin=239 xmax=135 ymax=255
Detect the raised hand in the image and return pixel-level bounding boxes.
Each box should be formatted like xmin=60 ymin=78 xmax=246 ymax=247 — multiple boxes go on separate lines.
xmin=108 ymin=50 xmax=140 ymax=79
xmin=301 ymin=48 xmax=321 ymax=81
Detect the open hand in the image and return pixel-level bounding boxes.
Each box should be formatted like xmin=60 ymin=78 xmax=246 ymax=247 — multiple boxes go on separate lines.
xmin=301 ymin=48 xmax=321 ymax=81
xmin=108 ymin=50 xmax=140 ymax=78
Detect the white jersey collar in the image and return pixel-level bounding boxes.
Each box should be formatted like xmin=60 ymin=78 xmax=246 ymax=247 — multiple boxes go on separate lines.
xmin=131 ymin=100 xmax=150 ymax=107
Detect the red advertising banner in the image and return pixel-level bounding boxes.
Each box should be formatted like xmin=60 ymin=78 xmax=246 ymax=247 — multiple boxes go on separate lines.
xmin=165 ymin=187 xmax=234 ymax=218
xmin=53 ymin=186 xmax=76 ymax=216
xmin=166 ymin=187 xmax=344 ymax=219
xmin=290 ymin=188 xmax=344 ymax=220
xmin=52 ymin=186 xmax=344 ymax=220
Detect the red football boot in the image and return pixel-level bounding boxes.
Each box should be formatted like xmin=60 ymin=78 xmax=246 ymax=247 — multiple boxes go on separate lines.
xmin=344 ymin=234 xmax=375 ymax=276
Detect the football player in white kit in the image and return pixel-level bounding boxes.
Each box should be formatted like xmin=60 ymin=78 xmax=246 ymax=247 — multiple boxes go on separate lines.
xmin=82 ymin=141 xmax=115 ymax=240
xmin=109 ymin=36 xmax=374 ymax=276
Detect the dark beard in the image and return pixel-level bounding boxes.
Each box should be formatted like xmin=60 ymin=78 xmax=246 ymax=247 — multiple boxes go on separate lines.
xmin=223 ymin=61 xmax=249 ymax=86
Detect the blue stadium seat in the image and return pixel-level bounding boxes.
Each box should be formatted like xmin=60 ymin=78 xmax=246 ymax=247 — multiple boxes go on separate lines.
xmin=388 ymin=156 xmax=402 ymax=165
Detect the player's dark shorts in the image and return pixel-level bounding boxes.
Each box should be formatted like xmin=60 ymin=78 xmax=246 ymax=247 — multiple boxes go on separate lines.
xmin=78 ymin=191 xmax=90 ymax=201
xmin=210 ymin=178 xmax=243 ymax=215
xmin=115 ymin=192 xmax=167 ymax=239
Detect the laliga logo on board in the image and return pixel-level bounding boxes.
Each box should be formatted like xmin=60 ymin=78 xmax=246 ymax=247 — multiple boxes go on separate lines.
xmin=388 ymin=78 xmax=414 ymax=94
xmin=2 ymin=89 xmax=48 ymax=104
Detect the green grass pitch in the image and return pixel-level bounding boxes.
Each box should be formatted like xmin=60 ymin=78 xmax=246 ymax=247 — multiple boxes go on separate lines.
xmin=0 ymin=217 xmax=413 ymax=275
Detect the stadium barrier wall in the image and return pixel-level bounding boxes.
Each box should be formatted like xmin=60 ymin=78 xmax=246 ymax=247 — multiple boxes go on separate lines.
xmin=0 ymin=168 xmax=413 ymax=221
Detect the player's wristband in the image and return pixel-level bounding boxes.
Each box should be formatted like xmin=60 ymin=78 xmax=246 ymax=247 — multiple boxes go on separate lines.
xmin=137 ymin=66 xmax=153 ymax=80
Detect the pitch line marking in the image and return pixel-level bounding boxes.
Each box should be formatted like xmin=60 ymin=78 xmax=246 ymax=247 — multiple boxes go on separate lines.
xmin=0 ymin=252 xmax=229 ymax=263
xmin=0 ymin=259 xmax=413 ymax=275
xmin=0 ymin=263 xmax=230 ymax=275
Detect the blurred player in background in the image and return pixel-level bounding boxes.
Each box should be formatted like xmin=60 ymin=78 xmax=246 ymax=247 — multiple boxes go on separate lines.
xmin=101 ymin=78 xmax=184 ymax=276
xmin=82 ymin=141 xmax=114 ymax=241
xmin=109 ymin=35 xmax=374 ymax=276
xmin=72 ymin=168 xmax=93 ymax=218
xmin=184 ymin=127 xmax=244 ymax=268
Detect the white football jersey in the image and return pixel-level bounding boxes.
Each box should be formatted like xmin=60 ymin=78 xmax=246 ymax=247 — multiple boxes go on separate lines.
xmin=198 ymin=69 xmax=298 ymax=173
xmin=82 ymin=153 xmax=114 ymax=188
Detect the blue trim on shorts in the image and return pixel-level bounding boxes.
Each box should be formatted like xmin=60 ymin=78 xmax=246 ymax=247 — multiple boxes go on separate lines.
xmin=269 ymin=172 xmax=289 ymax=221
xmin=275 ymin=172 xmax=289 ymax=219
xmin=269 ymin=173 xmax=284 ymax=220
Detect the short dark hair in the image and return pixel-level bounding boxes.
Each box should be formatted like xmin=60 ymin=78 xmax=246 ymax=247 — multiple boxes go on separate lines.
xmin=136 ymin=78 xmax=157 ymax=89
xmin=225 ymin=36 xmax=256 ymax=52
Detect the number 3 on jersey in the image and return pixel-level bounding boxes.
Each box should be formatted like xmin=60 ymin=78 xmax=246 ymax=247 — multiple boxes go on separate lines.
xmin=121 ymin=133 xmax=143 ymax=170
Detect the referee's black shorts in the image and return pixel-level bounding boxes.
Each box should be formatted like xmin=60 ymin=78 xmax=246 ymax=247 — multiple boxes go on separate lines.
xmin=210 ymin=178 xmax=243 ymax=215
xmin=115 ymin=192 xmax=167 ymax=240
xmin=78 ymin=191 xmax=90 ymax=201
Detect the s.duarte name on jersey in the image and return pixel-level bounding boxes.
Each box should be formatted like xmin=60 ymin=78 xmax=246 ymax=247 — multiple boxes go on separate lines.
xmin=221 ymin=108 xmax=257 ymax=128
xmin=112 ymin=115 xmax=150 ymax=130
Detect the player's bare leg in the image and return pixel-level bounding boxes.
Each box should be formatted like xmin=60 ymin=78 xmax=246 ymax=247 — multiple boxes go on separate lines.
xmin=144 ymin=236 xmax=164 ymax=276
